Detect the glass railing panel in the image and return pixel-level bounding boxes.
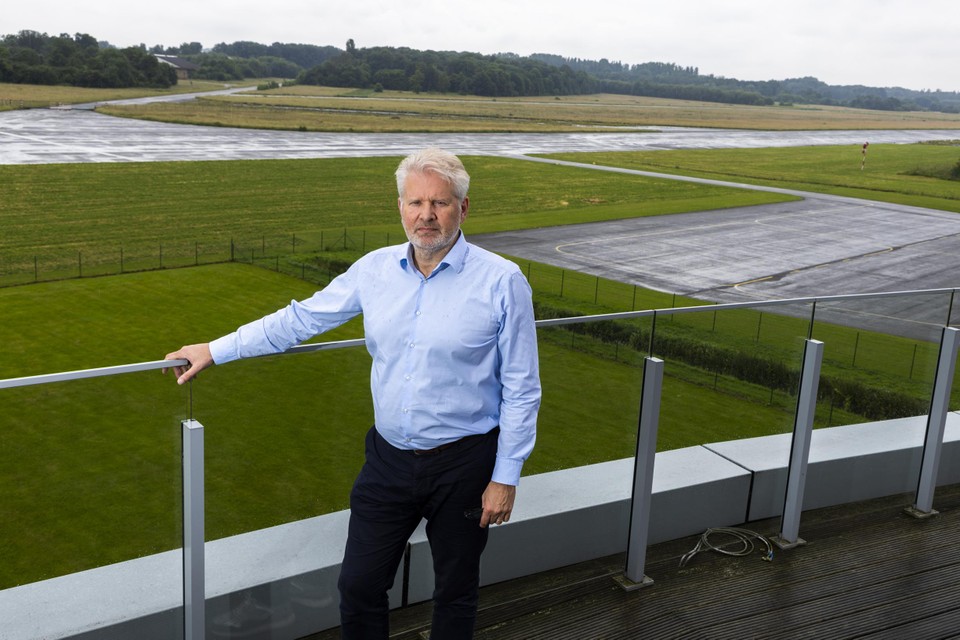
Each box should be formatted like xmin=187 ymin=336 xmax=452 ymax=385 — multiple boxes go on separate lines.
xmin=196 ymin=315 xmax=657 ymax=542
xmin=0 ymin=370 xmax=188 ymax=636
xmin=531 ymin=316 xmax=653 ymax=475
xmin=652 ymin=301 xmax=814 ymax=452
xmin=812 ymin=290 xmax=951 ymax=497
xmin=194 ymin=345 xmax=371 ymax=542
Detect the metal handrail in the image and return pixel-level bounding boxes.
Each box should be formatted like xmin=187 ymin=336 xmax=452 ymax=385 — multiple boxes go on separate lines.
xmin=1 ymin=286 xmax=956 ymax=390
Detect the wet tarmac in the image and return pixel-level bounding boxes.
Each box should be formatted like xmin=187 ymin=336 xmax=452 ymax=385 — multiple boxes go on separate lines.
xmin=2 ymin=99 xmax=959 ymax=165
xmin=470 ymin=163 xmax=960 ymax=338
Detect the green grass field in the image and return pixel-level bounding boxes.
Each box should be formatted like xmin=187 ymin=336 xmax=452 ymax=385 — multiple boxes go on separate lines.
xmin=3 ymin=143 xmax=959 ymax=286
xmin=545 ymin=144 xmax=960 ymax=212
xmin=1 ymin=142 xmax=959 ymax=589
xmin=0 ymin=155 xmax=791 ymax=284
xmin=0 ymin=263 xmax=817 ymax=587
xmin=93 ymin=85 xmax=960 ymax=132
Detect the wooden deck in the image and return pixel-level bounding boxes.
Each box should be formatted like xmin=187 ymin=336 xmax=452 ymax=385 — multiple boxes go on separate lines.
xmin=305 ymin=483 xmax=960 ymax=639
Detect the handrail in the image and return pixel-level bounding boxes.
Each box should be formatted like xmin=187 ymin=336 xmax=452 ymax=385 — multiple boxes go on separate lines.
xmin=0 ymin=360 xmax=186 ymax=390
xmin=1 ymin=287 xmax=956 ymax=390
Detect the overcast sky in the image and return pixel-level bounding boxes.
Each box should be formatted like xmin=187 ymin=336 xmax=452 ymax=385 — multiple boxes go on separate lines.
xmin=5 ymin=0 xmax=957 ymax=93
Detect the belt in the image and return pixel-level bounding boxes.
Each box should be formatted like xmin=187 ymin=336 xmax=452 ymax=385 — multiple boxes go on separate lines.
xmin=411 ymin=439 xmax=461 ymax=456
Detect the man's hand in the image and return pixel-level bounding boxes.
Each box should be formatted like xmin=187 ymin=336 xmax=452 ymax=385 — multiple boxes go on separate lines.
xmin=480 ymin=481 xmax=516 ymax=528
xmin=162 ymin=343 xmax=214 ymax=385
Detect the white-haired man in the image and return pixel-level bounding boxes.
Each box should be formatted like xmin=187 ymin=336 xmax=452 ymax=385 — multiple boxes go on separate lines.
xmin=165 ymin=148 xmax=541 ymax=639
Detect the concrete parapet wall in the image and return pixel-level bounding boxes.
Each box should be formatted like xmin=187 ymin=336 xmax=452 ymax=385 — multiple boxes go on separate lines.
xmin=2 ymin=413 xmax=957 ymax=639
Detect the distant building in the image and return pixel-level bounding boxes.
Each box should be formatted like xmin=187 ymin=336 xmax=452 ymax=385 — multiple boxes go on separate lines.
xmin=154 ymin=54 xmax=200 ymax=81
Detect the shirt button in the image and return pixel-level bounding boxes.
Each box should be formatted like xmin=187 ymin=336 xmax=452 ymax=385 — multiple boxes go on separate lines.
xmin=416 ymin=310 xmax=422 ymax=316
xmin=409 ymin=342 xmax=415 ymax=348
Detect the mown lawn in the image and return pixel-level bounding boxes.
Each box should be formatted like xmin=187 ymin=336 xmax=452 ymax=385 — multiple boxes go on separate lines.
xmin=0 ymin=263 xmax=820 ymax=587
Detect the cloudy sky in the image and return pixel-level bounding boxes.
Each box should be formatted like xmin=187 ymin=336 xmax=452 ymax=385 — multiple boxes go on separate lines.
xmin=5 ymin=0 xmax=957 ymax=92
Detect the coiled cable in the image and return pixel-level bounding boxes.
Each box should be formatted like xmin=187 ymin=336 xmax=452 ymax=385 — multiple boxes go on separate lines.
xmin=679 ymin=527 xmax=774 ymax=569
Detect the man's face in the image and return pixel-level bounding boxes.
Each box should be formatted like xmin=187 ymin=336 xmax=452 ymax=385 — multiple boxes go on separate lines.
xmin=399 ymin=170 xmax=469 ymax=255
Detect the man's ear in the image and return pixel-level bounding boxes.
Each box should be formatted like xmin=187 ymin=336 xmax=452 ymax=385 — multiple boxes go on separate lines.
xmin=460 ymin=196 xmax=470 ymax=222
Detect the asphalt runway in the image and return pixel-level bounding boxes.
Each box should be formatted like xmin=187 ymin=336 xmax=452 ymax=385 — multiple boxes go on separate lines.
xmin=2 ymin=99 xmax=958 ymax=337
xmin=470 ymin=160 xmax=960 ymax=339
xmin=2 ymin=99 xmax=960 ymax=164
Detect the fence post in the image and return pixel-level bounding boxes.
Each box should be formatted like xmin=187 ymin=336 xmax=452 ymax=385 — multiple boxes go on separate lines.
xmin=906 ymin=327 xmax=960 ymax=518
xmin=616 ymin=356 xmax=662 ymax=591
xmin=182 ymin=419 xmax=205 ymax=640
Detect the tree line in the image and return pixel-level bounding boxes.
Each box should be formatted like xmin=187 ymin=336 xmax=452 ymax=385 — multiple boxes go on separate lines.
xmin=299 ymin=41 xmax=597 ymax=97
xmin=536 ymin=55 xmax=960 ymax=113
xmin=150 ymin=40 xmax=341 ymax=82
xmin=1 ymin=31 xmax=176 ymax=88
xmin=3 ymin=30 xmax=959 ymax=113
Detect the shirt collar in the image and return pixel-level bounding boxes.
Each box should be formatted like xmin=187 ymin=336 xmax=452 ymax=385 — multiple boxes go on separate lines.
xmin=398 ymin=232 xmax=469 ymax=275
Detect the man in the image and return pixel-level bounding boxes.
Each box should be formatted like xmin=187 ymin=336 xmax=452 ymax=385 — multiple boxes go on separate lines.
xmin=165 ymin=148 xmax=541 ymax=639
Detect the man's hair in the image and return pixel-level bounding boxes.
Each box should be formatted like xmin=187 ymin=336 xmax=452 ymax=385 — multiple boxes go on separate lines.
xmin=395 ymin=148 xmax=470 ymax=201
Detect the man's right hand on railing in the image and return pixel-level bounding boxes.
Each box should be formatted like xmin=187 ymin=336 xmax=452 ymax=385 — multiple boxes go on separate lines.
xmin=163 ymin=343 xmax=214 ymax=385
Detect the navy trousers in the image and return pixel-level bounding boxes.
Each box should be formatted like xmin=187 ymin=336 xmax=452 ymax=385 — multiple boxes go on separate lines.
xmin=338 ymin=426 xmax=499 ymax=640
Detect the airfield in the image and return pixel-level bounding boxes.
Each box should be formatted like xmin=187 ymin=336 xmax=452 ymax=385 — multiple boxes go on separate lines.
xmin=2 ymin=100 xmax=958 ymax=338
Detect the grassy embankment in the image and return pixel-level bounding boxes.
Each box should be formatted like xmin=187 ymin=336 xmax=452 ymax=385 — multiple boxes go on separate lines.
xmin=0 ymin=79 xmax=248 ymax=110
xmin=93 ymin=84 xmax=960 ymax=132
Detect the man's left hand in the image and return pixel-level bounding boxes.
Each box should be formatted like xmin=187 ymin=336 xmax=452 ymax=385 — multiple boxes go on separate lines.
xmin=480 ymin=481 xmax=516 ymax=528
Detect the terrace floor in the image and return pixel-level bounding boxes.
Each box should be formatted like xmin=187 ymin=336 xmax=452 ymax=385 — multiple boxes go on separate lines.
xmin=305 ymin=483 xmax=960 ymax=639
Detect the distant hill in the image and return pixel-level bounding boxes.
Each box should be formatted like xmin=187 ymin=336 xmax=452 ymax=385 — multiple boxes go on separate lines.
xmin=3 ymin=30 xmax=958 ymax=113
xmin=530 ymin=53 xmax=960 ymax=113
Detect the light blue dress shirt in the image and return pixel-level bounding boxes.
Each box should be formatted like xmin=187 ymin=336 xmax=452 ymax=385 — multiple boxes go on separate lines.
xmin=209 ymin=233 xmax=541 ymax=486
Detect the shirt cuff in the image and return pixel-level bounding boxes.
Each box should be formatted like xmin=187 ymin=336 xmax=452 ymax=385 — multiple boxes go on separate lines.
xmin=491 ymin=456 xmax=523 ymax=486
xmin=208 ymin=334 xmax=239 ymax=365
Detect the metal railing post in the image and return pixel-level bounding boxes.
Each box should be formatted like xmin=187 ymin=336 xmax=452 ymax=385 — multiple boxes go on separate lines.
xmin=182 ymin=419 xmax=205 ymax=640
xmin=773 ymin=339 xmax=823 ymax=549
xmin=616 ymin=356 xmax=663 ymax=591
xmin=906 ymin=327 xmax=960 ymax=518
